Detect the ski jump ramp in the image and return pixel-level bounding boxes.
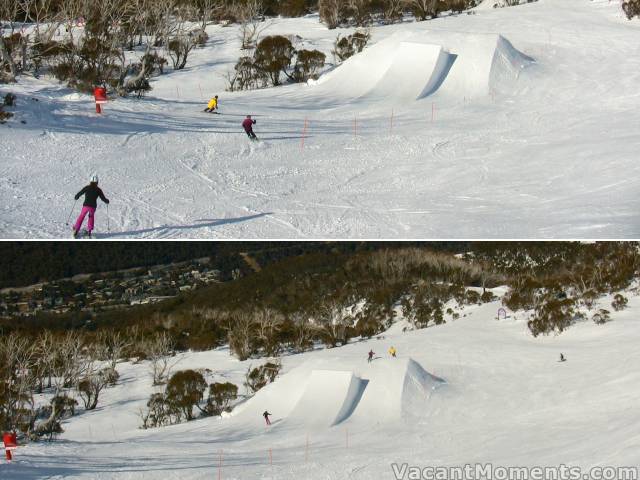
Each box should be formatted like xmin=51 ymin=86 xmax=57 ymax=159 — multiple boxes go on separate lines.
xmin=230 ymin=358 xmax=444 ymax=430
xmin=310 ymin=31 xmax=533 ymax=103
xmin=286 ymin=370 xmax=368 ymax=428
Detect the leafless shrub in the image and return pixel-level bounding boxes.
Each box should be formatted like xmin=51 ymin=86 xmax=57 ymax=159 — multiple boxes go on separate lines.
xmin=144 ymin=332 xmax=177 ymax=385
xmin=227 ymin=311 xmax=256 ymax=360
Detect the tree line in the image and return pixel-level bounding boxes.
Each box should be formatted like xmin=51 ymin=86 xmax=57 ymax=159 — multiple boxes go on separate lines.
xmin=3 ymin=243 xmax=637 ymax=346
xmin=1 ymin=0 xmax=481 ymax=90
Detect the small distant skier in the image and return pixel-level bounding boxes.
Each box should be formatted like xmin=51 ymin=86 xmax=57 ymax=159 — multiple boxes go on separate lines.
xmin=388 ymin=346 xmax=397 ymax=358
xmin=560 ymin=353 xmax=566 ymax=362
xmin=263 ymin=410 xmax=271 ymax=426
xmin=367 ymin=350 xmax=375 ymax=363
xmin=242 ymin=114 xmax=257 ymax=140
xmin=204 ymin=95 xmax=219 ymax=113
xmin=73 ymin=175 xmax=109 ymax=238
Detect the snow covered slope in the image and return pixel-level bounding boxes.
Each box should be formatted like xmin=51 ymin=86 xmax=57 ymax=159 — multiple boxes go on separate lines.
xmin=3 ymin=291 xmax=640 ymax=479
xmin=2 ymin=0 xmax=640 ymax=238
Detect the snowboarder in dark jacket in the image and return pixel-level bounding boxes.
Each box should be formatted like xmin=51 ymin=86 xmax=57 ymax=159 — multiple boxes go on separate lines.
xmin=263 ymin=410 xmax=271 ymax=425
xmin=73 ymin=175 xmax=109 ymax=238
xmin=367 ymin=350 xmax=375 ymax=363
xmin=242 ymin=115 xmax=257 ymax=140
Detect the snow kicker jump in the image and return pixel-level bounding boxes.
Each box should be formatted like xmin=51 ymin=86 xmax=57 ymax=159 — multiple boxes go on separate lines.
xmin=310 ymin=31 xmax=534 ymax=103
xmin=285 ymin=370 xmax=368 ymax=428
xmin=230 ymin=358 xmax=445 ymax=430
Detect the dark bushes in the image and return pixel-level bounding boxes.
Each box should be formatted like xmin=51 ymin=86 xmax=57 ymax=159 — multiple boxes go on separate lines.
xmin=332 ymin=30 xmax=370 ymax=63
xmin=227 ymin=36 xmax=326 ymax=90
xmin=205 ymin=382 xmax=238 ymax=416
xmin=165 ymin=370 xmax=208 ymax=421
xmin=528 ymin=295 xmax=582 ymax=337
xmin=245 ymin=362 xmax=281 ymax=394
xmin=253 ymin=35 xmax=296 ymax=86
xmin=140 ymin=370 xmax=244 ymax=428
xmin=611 ymin=294 xmax=628 ymax=312
xmin=292 ymin=49 xmax=326 ymax=82
xmin=623 ymin=0 xmax=640 ymax=19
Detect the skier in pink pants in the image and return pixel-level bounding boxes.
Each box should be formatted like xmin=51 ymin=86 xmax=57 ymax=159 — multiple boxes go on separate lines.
xmin=73 ymin=175 xmax=109 ymax=238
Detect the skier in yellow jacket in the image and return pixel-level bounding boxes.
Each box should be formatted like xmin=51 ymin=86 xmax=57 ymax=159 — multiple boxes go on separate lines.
xmin=388 ymin=346 xmax=397 ymax=358
xmin=204 ymin=95 xmax=219 ymax=113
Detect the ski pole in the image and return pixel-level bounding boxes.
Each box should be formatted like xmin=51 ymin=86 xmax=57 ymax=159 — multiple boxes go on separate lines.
xmin=65 ymin=200 xmax=77 ymax=226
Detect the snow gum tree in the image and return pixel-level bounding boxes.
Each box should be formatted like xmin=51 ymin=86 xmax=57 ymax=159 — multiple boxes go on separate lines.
xmin=315 ymin=299 xmax=354 ymax=347
xmin=78 ymin=368 xmax=117 ymax=411
xmin=244 ymin=362 xmax=281 ymax=394
xmin=319 ymin=0 xmax=344 ymax=28
xmin=404 ymin=0 xmax=436 ymax=20
xmin=205 ymin=382 xmax=238 ymax=416
xmin=401 ymin=284 xmax=446 ymax=330
xmin=227 ymin=312 xmax=256 ymax=360
xmin=253 ymin=35 xmax=296 ymax=86
xmin=0 ymin=334 xmax=37 ymax=433
xmin=291 ymin=49 xmax=326 ymax=82
xmin=528 ymin=295 xmax=582 ymax=337
xmin=332 ymin=30 xmax=369 ymax=63
xmin=253 ymin=308 xmax=285 ymax=356
xmin=165 ymin=370 xmax=207 ymax=421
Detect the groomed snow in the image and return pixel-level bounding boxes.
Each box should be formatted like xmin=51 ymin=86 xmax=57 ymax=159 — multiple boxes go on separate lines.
xmin=1 ymin=0 xmax=640 ymax=238
xmin=3 ymin=292 xmax=640 ymax=479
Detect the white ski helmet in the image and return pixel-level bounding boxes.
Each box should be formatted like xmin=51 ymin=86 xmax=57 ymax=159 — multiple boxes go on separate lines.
xmin=90 ymin=174 xmax=99 ymax=184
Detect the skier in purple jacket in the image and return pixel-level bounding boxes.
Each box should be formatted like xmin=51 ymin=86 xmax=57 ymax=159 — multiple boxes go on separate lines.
xmin=242 ymin=115 xmax=257 ymax=140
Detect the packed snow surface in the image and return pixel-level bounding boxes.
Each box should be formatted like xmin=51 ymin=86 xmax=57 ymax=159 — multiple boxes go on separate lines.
xmin=3 ymin=292 xmax=640 ymax=479
xmin=2 ymin=0 xmax=640 ymax=238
